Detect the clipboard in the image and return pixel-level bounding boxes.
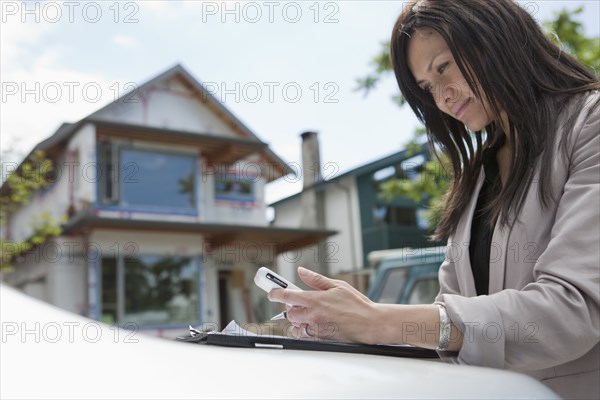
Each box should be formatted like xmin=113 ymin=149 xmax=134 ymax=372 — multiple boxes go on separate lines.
xmin=177 ymin=331 xmax=439 ymax=359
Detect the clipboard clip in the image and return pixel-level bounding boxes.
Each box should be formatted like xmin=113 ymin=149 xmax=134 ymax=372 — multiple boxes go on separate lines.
xmin=189 ymin=325 xmax=203 ymax=337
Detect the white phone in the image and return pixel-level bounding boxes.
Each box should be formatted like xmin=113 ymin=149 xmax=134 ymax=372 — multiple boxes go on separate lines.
xmin=254 ymin=266 xmax=302 ymax=293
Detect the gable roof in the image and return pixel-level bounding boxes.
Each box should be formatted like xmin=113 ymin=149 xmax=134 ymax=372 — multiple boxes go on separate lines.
xmin=2 ymin=64 xmax=293 ymax=192
xmin=91 ymin=64 xmax=260 ymax=142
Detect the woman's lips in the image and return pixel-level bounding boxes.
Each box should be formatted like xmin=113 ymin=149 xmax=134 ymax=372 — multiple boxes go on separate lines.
xmin=454 ymin=98 xmax=471 ymax=120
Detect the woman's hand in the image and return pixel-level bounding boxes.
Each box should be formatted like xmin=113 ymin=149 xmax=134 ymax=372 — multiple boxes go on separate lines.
xmin=268 ymin=267 xmax=380 ymax=344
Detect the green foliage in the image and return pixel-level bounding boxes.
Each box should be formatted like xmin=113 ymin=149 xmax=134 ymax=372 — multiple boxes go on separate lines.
xmin=379 ymin=137 xmax=451 ymax=230
xmin=355 ymin=41 xmax=399 ymax=100
xmin=544 ymin=7 xmax=600 ymax=75
xmin=0 ymin=151 xmax=53 ymax=225
xmin=0 ymin=151 xmax=64 ymax=271
xmin=363 ymin=7 xmax=599 ymax=229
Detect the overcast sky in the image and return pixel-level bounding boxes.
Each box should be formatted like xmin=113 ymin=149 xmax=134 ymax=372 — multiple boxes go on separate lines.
xmin=1 ymin=0 xmax=599 ymax=203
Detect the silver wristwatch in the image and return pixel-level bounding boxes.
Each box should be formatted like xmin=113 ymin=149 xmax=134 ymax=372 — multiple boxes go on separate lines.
xmin=436 ymin=303 xmax=451 ymax=351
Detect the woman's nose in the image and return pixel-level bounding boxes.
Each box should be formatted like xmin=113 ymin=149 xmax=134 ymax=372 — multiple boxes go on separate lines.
xmin=443 ymin=83 xmax=460 ymax=103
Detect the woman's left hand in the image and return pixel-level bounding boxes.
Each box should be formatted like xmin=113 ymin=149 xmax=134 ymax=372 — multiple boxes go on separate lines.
xmin=267 ymin=267 xmax=380 ymax=343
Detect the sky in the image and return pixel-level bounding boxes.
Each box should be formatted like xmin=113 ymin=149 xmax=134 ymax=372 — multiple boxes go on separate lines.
xmin=1 ymin=0 xmax=599 ymax=203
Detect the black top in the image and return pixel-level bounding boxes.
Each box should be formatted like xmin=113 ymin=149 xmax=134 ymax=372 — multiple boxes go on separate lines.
xmin=469 ymin=137 xmax=504 ymax=296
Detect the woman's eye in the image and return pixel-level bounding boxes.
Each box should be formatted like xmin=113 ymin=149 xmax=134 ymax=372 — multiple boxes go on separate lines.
xmin=438 ymin=62 xmax=448 ymax=74
xmin=423 ymin=83 xmax=433 ymax=93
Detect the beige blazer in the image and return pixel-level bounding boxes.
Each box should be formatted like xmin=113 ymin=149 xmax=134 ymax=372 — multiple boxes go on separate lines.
xmin=435 ymin=91 xmax=599 ymax=400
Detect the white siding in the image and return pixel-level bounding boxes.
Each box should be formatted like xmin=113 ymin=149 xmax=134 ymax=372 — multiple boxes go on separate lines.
xmin=3 ymin=237 xmax=87 ymax=315
xmin=323 ymin=176 xmax=363 ymax=275
xmin=272 ymin=176 xmax=364 ymax=278
xmin=92 ymin=76 xmax=237 ymax=137
xmin=68 ymin=123 xmax=97 ymax=209
xmin=201 ymin=155 xmax=268 ymax=226
xmin=8 ymin=156 xmax=70 ymax=243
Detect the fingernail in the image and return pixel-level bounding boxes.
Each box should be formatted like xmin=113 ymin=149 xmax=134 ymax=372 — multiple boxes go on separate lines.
xmin=298 ymin=266 xmax=311 ymax=275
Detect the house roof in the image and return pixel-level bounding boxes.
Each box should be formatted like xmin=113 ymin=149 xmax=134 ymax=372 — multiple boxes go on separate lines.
xmin=94 ymin=119 xmax=270 ymax=165
xmin=96 ymin=64 xmax=293 ymax=177
xmin=269 ymin=143 xmax=429 ymax=207
xmin=2 ymin=64 xmax=294 ymax=193
xmin=89 ymin=64 xmax=292 ymax=176
xmin=63 ymin=212 xmax=337 ymax=255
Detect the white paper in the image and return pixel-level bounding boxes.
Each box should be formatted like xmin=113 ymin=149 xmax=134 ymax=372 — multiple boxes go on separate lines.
xmin=218 ymin=320 xmax=258 ymax=336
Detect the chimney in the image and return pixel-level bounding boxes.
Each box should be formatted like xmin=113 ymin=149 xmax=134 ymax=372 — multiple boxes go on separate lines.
xmin=297 ymin=131 xmax=328 ymax=277
xmin=301 ymin=131 xmax=322 ymax=188
xmin=299 ymin=131 xmax=325 ymax=230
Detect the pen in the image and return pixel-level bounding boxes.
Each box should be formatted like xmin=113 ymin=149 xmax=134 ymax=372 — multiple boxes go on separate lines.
xmin=270 ymin=311 xmax=288 ymax=320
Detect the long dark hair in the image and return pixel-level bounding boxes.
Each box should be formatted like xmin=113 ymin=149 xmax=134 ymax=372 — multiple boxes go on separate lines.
xmin=391 ymin=0 xmax=600 ymax=240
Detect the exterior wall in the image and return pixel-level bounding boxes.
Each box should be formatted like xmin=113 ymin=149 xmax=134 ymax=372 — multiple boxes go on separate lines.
xmin=3 ymin=228 xmax=279 ymax=339
xmin=270 ymin=197 xmax=302 ymax=281
xmin=206 ymin=240 xmax=279 ymax=324
xmin=88 ymin=230 xmax=276 ymax=337
xmin=271 ymin=175 xmax=364 ymax=280
xmin=2 ymin=69 xmax=282 ymax=339
xmin=92 ymin=76 xmax=237 ymax=137
xmin=323 ymin=176 xmax=363 ymax=276
xmin=4 ymin=124 xmax=96 ymax=244
xmin=6 ymin=159 xmax=67 ymax=244
xmin=68 ymin=123 xmax=97 ymax=211
xmin=270 ymin=197 xmax=302 ymax=228
xmin=46 ymin=236 xmax=87 ymax=315
xmin=2 ymin=236 xmax=87 ymax=315
xmin=93 ymin=138 xmax=268 ymax=226
xmin=87 ymin=71 xmax=270 ymax=226
xmin=201 ymin=154 xmax=268 ymax=226
xmin=2 ymin=250 xmax=51 ymax=303
xmin=89 ymin=228 xmax=206 ymax=324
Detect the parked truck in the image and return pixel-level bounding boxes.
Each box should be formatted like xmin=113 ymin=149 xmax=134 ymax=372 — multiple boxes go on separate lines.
xmin=367 ymin=246 xmax=446 ymax=304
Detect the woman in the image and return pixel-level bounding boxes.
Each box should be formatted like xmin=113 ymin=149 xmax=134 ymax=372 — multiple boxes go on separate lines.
xmin=268 ymin=0 xmax=599 ymax=398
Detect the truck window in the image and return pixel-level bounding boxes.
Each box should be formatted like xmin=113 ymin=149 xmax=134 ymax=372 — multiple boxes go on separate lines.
xmin=377 ymin=268 xmax=408 ymax=303
xmin=407 ymin=277 xmax=440 ymax=304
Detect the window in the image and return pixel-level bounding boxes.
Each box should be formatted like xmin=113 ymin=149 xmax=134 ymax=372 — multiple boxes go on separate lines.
xmin=214 ymin=172 xmax=255 ymax=202
xmin=400 ymin=154 xmax=426 ymax=181
xmin=373 ymin=206 xmax=417 ymax=226
xmin=100 ymin=257 xmax=118 ymax=324
xmin=99 ymin=142 xmax=119 ymax=204
xmin=101 ymin=255 xmax=200 ymax=327
xmin=407 ymin=277 xmax=440 ymax=304
xmin=416 ymin=207 xmax=430 ymax=230
xmin=372 ymin=166 xmax=396 ymax=182
xmin=99 ymin=144 xmax=197 ymax=212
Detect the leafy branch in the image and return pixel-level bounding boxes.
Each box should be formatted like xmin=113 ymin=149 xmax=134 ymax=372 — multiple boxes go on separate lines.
xmin=0 ymin=151 xmax=65 ymax=271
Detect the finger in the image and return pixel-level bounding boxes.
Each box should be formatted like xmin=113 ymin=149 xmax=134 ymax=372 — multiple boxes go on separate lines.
xmin=285 ymin=305 xmax=310 ymax=324
xmin=297 ymin=267 xmax=338 ymax=291
xmin=302 ymin=324 xmax=314 ymax=338
xmin=290 ymin=324 xmax=303 ymax=339
xmin=290 ymin=323 xmax=313 ymax=339
xmin=267 ymin=288 xmax=309 ymax=307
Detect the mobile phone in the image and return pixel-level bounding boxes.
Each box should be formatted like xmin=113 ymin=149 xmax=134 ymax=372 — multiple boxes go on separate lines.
xmin=254 ymin=266 xmax=302 ymax=293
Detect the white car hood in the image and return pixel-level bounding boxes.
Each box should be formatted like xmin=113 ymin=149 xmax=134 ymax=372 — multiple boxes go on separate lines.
xmin=0 ymin=284 xmax=558 ymax=399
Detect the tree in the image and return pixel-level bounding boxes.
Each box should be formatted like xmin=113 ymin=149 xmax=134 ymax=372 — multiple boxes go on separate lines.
xmin=0 ymin=151 xmax=64 ymax=271
xmin=544 ymin=7 xmax=600 ymax=75
xmin=378 ymin=128 xmax=450 ymax=231
xmin=359 ymin=7 xmax=599 ymax=229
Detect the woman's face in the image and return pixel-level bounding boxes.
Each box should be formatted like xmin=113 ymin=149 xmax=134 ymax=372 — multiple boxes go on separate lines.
xmin=407 ymin=28 xmax=496 ymax=131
